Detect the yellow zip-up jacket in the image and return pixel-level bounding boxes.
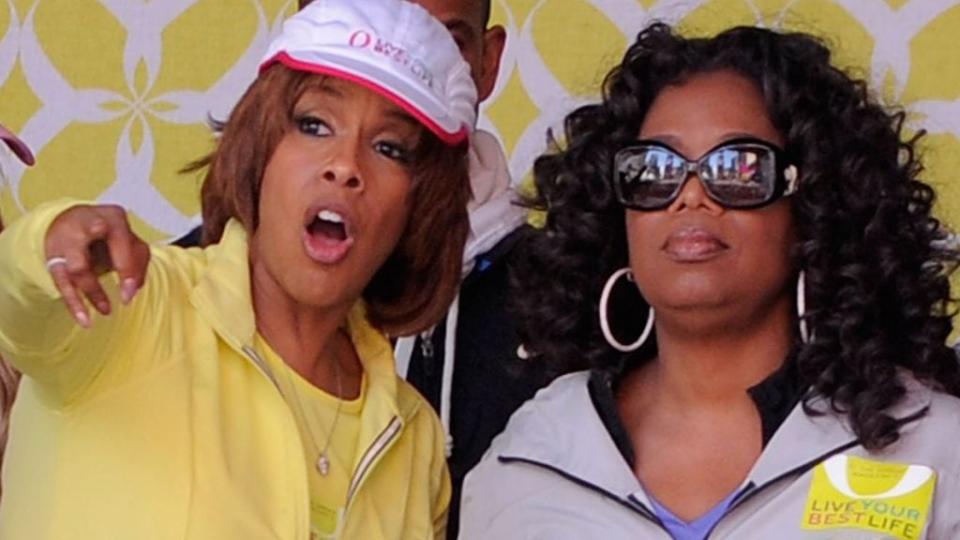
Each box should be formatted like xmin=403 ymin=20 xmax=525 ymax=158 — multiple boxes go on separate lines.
xmin=0 ymin=200 xmax=451 ymax=539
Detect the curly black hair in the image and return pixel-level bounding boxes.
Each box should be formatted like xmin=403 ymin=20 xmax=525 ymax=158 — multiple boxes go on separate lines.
xmin=512 ymin=23 xmax=960 ymax=450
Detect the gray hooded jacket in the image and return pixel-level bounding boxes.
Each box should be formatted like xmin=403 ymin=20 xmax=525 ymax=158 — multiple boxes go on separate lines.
xmin=460 ymin=371 xmax=960 ymax=539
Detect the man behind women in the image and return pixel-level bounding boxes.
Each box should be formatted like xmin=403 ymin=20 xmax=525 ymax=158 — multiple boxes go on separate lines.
xmin=379 ymin=2 xmax=547 ymax=537
xmin=462 ymin=23 xmax=960 ymax=539
xmin=0 ymin=0 xmax=475 ymax=537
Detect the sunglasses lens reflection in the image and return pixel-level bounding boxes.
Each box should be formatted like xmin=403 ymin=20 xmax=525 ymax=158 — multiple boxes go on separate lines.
xmin=700 ymin=146 xmax=774 ymax=207
xmin=616 ymin=148 xmax=684 ymax=209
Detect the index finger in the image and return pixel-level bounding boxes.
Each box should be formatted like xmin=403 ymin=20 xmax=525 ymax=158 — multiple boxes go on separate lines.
xmin=47 ymin=257 xmax=92 ymax=328
xmin=99 ymin=207 xmax=149 ymax=304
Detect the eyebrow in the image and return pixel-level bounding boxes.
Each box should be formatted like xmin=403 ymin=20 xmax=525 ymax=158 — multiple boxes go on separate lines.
xmin=315 ymin=82 xmax=345 ymax=98
xmin=301 ymin=82 xmax=421 ymax=133
xmin=384 ymin=109 xmax=421 ymax=131
xmin=643 ymin=132 xmax=780 ymax=155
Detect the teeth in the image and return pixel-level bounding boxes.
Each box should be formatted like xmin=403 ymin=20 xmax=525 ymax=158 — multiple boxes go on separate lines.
xmin=317 ymin=210 xmax=344 ymax=224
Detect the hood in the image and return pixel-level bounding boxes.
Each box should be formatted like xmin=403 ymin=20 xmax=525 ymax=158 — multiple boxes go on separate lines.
xmin=462 ymin=129 xmax=526 ymax=276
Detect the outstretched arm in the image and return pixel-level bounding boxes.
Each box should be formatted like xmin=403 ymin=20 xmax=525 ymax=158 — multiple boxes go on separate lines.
xmin=0 ymin=200 xmax=154 ymax=404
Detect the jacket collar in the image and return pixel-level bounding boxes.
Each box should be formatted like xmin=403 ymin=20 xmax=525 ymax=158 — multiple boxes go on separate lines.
xmin=190 ymin=220 xmax=256 ymax=351
xmin=495 ymin=372 xmax=644 ymax=498
xmin=189 ymin=220 xmax=415 ymax=428
xmin=746 ymin=372 xmax=932 ymax=488
xmin=494 ymin=369 xmax=933 ymax=505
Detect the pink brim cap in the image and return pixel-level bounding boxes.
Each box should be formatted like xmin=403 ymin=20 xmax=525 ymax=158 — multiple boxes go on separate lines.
xmin=264 ymin=52 xmax=469 ymax=146
xmin=261 ymin=0 xmax=477 ymax=147
xmin=0 ymin=124 xmax=35 ymax=166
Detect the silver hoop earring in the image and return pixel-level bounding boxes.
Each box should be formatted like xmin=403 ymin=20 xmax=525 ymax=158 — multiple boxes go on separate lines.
xmin=797 ymin=271 xmax=810 ymax=344
xmin=599 ymin=267 xmax=655 ymax=352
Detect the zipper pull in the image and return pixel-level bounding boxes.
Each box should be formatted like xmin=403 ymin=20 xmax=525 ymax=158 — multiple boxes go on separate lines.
xmin=419 ymin=329 xmax=435 ymax=360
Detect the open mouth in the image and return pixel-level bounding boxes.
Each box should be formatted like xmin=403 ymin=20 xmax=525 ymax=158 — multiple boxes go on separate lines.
xmin=303 ymin=207 xmax=355 ymax=264
xmin=308 ymin=209 xmax=348 ymax=241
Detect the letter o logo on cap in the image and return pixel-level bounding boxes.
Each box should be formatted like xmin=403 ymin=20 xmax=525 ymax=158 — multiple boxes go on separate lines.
xmin=349 ymin=30 xmax=372 ymax=48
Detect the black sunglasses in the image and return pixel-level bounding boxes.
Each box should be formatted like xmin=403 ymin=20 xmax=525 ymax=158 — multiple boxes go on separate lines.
xmin=612 ymin=137 xmax=799 ymax=210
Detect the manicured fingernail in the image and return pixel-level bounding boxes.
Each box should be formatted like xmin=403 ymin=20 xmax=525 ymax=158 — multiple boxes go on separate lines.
xmin=75 ymin=312 xmax=90 ymax=328
xmin=97 ymin=301 xmax=111 ymax=314
xmin=121 ymin=279 xmax=137 ymax=304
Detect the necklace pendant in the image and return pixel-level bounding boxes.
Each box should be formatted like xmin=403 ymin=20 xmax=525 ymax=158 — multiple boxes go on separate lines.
xmin=316 ymin=453 xmax=330 ymax=476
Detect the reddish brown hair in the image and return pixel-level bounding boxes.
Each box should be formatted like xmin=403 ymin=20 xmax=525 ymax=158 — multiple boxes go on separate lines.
xmin=194 ymin=65 xmax=471 ymax=336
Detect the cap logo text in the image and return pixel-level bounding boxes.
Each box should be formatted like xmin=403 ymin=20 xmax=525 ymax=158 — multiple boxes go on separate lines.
xmin=348 ymin=30 xmax=434 ymax=88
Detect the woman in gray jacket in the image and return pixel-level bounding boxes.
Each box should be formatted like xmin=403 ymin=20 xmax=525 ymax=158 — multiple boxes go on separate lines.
xmin=460 ymin=24 xmax=960 ymax=540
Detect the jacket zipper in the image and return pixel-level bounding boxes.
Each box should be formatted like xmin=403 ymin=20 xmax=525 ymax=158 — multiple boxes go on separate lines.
xmin=700 ymin=441 xmax=860 ymax=539
xmin=346 ymin=416 xmax=403 ymax=507
xmin=703 ymin=408 xmax=929 ymax=538
xmin=241 ymin=345 xmax=281 ymax=387
xmin=241 ymin=345 xmax=311 ymax=540
xmin=243 ymin=344 xmax=408 ymax=530
xmin=497 ymin=456 xmax=672 ymax=537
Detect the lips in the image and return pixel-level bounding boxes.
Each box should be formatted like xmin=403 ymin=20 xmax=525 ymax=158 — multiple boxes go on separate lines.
xmin=302 ymin=203 xmax=356 ymax=264
xmin=662 ymin=226 xmax=729 ymax=262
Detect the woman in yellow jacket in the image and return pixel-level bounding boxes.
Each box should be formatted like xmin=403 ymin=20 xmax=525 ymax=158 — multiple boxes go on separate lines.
xmin=0 ymin=1 xmax=476 ymax=538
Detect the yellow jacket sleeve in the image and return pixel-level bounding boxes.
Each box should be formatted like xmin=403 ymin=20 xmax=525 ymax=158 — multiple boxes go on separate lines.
xmin=0 ymin=199 xmax=173 ymax=408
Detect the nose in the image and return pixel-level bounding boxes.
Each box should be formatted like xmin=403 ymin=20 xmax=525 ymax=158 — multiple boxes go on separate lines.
xmin=321 ymin=138 xmax=363 ymax=191
xmin=667 ymin=172 xmax=722 ymax=214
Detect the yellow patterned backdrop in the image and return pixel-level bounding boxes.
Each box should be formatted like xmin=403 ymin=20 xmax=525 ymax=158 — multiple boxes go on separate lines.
xmin=1 ymin=0 xmax=959 ymax=245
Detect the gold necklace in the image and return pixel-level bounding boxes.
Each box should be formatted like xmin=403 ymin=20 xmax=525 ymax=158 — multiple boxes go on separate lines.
xmin=269 ymin=334 xmax=347 ymax=477
xmin=315 ymin=354 xmax=342 ymax=476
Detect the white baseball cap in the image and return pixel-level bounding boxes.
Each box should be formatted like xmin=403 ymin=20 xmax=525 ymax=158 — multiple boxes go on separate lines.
xmin=261 ymin=0 xmax=477 ymax=145
xmin=0 ymin=124 xmax=34 ymax=166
